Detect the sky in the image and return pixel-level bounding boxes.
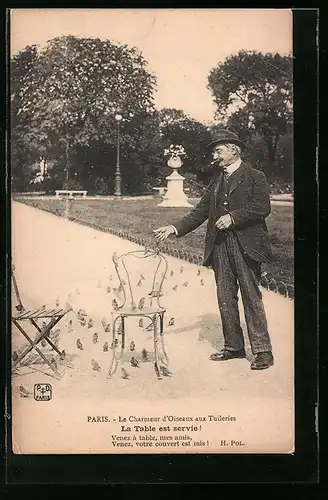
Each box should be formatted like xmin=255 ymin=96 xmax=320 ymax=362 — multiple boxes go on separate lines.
xmin=10 ymin=9 xmax=292 ymax=124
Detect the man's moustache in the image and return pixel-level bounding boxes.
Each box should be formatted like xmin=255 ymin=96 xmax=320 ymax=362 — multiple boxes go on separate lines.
xmin=210 ymin=159 xmax=221 ymax=165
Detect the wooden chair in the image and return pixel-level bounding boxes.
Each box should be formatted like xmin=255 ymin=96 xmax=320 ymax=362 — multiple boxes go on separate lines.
xmin=108 ymin=249 xmax=170 ymax=380
xmin=11 ymin=264 xmax=71 ymax=378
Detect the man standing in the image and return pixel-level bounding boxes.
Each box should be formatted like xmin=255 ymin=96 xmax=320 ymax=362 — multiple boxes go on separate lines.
xmin=153 ymin=130 xmax=274 ymax=370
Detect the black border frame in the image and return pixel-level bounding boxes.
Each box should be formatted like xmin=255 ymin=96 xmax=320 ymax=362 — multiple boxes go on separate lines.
xmin=2 ymin=7 xmax=319 ymax=485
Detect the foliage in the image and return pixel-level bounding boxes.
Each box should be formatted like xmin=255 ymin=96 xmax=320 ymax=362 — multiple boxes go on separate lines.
xmin=207 ymin=50 xmax=293 ymax=177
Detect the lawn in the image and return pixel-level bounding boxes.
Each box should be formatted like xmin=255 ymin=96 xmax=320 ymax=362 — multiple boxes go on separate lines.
xmin=16 ymin=197 xmax=294 ymax=286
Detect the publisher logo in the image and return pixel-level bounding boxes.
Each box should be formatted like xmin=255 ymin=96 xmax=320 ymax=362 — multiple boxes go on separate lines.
xmin=34 ymin=384 xmax=52 ymax=401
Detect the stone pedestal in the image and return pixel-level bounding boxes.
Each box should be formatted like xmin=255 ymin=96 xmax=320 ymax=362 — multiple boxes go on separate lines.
xmin=158 ymin=170 xmax=193 ymax=208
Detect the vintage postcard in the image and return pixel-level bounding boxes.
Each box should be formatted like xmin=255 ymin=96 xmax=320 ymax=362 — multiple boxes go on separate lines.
xmin=10 ymin=8 xmax=294 ymax=454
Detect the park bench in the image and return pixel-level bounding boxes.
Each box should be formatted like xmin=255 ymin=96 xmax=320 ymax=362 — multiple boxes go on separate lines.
xmin=55 ymin=190 xmax=87 ymax=198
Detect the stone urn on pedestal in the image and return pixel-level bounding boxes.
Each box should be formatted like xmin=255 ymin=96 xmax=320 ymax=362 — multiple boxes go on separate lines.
xmin=158 ymin=151 xmax=193 ymax=208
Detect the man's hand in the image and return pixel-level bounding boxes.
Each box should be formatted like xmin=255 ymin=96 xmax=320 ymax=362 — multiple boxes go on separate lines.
xmin=153 ymin=226 xmax=176 ymax=241
xmin=215 ymin=214 xmax=233 ymax=230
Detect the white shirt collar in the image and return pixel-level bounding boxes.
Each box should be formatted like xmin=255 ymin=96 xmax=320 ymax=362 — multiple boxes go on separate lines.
xmin=223 ymin=158 xmax=242 ymax=176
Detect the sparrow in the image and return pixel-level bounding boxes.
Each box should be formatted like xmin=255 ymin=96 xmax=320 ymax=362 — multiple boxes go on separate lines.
xmin=130 ymin=357 xmax=140 ymax=368
xmin=141 ymin=348 xmax=148 ymax=361
xmin=78 ymin=308 xmax=87 ymax=318
xmin=138 ymin=318 xmax=144 ymax=328
xmin=172 ymin=285 xmax=178 ymax=291
xmin=50 ymin=357 xmax=58 ymax=370
xmin=12 ymin=351 xmax=18 ymax=362
xmin=41 ymin=339 xmax=47 ymax=348
xmin=101 ymin=317 xmax=107 ymax=328
xmin=107 ymin=286 xmax=111 ymax=294
xmin=137 ymin=279 xmax=142 ymax=287
xmin=92 ymin=359 xmax=101 ymax=371
xmin=110 ymin=339 xmax=118 ymax=349
xmin=197 ymin=269 xmax=201 ymax=276
xmin=138 ymin=297 xmax=145 ymax=309
xmin=112 ymin=299 xmax=119 ymax=310
xmin=109 ymin=274 xmax=113 ymax=281
xmin=129 ymin=341 xmax=136 ymax=351
xmin=80 ymin=318 xmax=86 ymax=327
xmin=168 ymin=317 xmax=175 ymax=326
xmin=140 ymin=274 xmax=145 ymax=281
xmin=76 ymin=339 xmax=83 ymax=350
xmin=200 ymin=279 xmax=204 ymax=286
xmin=160 ymin=365 xmax=172 ymax=377
xmin=18 ymin=385 xmax=30 ymax=398
xmin=87 ymin=318 xmax=93 ymax=329
xmin=183 ymin=281 xmax=188 ymax=287
xmin=103 ymin=342 xmax=109 ymax=352
xmin=92 ymin=332 xmax=98 ymax=344
xmin=68 ymin=320 xmax=73 ymax=332
xmin=121 ymin=367 xmax=130 ymax=379
xmin=170 ymin=270 xmax=174 ymax=277
xmin=55 ymin=298 xmax=60 ymax=307
xmin=104 ymin=323 xmax=111 ymax=333
xmin=180 ymin=267 xmax=184 ymax=274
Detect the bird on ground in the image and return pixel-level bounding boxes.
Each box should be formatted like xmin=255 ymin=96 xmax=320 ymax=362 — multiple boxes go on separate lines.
xmin=200 ymin=279 xmax=204 ymax=286
xmin=103 ymin=342 xmax=109 ymax=352
xmin=104 ymin=323 xmax=111 ymax=333
xmin=197 ymin=269 xmax=201 ymax=276
xmin=168 ymin=317 xmax=175 ymax=326
xmin=107 ymin=286 xmax=111 ymax=294
xmin=68 ymin=320 xmax=73 ymax=332
xmin=121 ymin=367 xmax=130 ymax=379
xmin=137 ymin=279 xmax=142 ymax=287
xmin=92 ymin=359 xmax=101 ymax=371
xmin=129 ymin=341 xmax=136 ymax=351
xmin=92 ymin=332 xmax=98 ymax=344
xmin=55 ymin=298 xmax=60 ymax=307
xmin=160 ymin=365 xmax=172 ymax=377
xmin=18 ymin=385 xmax=30 ymax=398
xmin=183 ymin=281 xmax=188 ymax=287
xmin=112 ymin=299 xmax=119 ymax=310
xmin=172 ymin=285 xmax=178 ymax=291
xmin=180 ymin=267 xmax=184 ymax=274
xmin=12 ymin=351 xmax=18 ymax=362
xmin=87 ymin=318 xmax=93 ymax=329
xmin=141 ymin=349 xmax=148 ymax=361
xmin=76 ymin=339 xmax=83 ymax=350
xmin=138 ymin=297 xmax=145 ymax=309
xmin=101 ymin=317 xmax=107 ymax=328
xmin=41 ymin=339 xmax=47 ymax=348
xmin=130 ymin=357 xmax=140 ymax=368
xmin=170 ymin=270 xmax=174 ymax=277
xmin=80 ymin=318 xmax=86 ymax=327
xmin=138 ymin=319 xmax=144 ymax=328
xmin=117 ymin=322 xmax=123 ymax=335
xmin=77 ymin=308 xmax=87 ymax=318
xmin=50 ymin=357 xmax=58 ymax=370
xmin=140 ymin=274 xmax=145 ymax=281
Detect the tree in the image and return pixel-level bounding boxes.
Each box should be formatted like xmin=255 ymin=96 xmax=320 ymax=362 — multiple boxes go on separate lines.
xmin=11 ymin=36 xmax=157 ymax=189
xmin=207 ymin=50 xmax=293 ymax=177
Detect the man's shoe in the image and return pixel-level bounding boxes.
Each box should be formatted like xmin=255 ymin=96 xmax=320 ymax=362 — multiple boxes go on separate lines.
xmin=250 ymin=352 xmax=274 ymax=370
xmin=210 ymin=349 xmax=246 ymax=361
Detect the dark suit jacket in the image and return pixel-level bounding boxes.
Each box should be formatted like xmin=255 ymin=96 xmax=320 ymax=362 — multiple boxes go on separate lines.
xmin=173 ymin=162 xmax=272 ymax=266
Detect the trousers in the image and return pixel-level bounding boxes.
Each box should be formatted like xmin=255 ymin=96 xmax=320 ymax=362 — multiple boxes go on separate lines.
xmin=211 ymin=231 xmax=272 ymax=354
